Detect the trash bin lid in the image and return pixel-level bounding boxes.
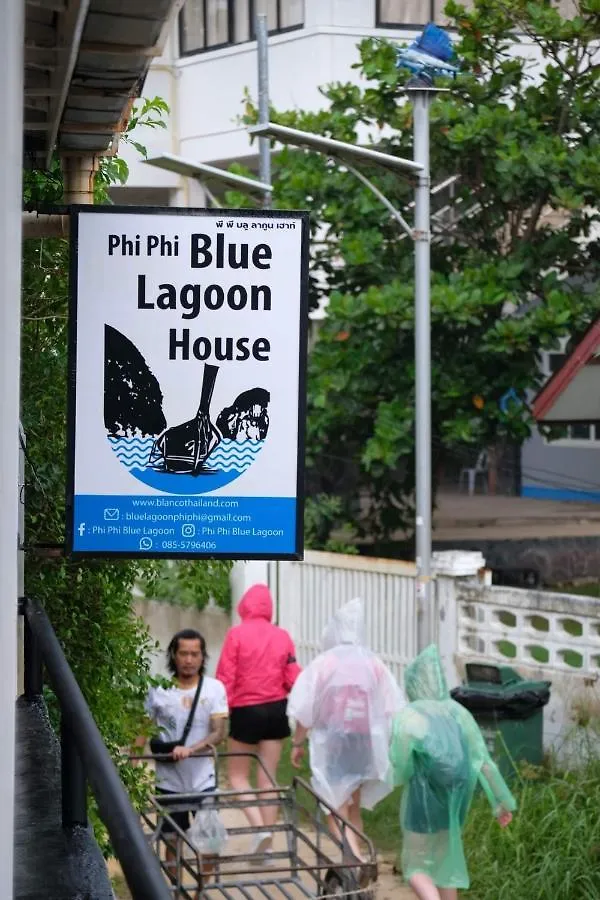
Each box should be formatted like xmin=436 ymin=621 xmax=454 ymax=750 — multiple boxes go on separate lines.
xmin=465 ymin=662 xmax=521 ymax=686
xmin=451 ymin=678 xmax=551 ymax=719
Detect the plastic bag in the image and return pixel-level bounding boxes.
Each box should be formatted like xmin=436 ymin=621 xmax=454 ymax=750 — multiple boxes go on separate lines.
xmin=187 ymin=805 xmax=228 ymax=855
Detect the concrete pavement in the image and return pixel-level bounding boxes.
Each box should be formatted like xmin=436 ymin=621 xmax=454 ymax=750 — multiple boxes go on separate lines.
xmin=433 ymin=491 xmax=600 ymax=541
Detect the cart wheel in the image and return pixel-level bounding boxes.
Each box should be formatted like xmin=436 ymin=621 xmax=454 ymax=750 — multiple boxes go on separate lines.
xmin=320 ymin=867 xmax=375 ymax=900
xmin=320 ymin=869 xmax=345 ymax=898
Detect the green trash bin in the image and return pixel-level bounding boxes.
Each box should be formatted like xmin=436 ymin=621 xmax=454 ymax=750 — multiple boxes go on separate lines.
xmin=450 ymin=662 xmax=551 ymax=779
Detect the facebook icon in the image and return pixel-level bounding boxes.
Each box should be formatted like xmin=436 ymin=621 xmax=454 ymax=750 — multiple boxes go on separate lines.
xmin=77 ymin=522 xmax=86 ymax=537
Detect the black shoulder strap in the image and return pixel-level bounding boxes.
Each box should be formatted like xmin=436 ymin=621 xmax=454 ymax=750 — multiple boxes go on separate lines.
xmin=180 ymin=676 xmax=203 ymax=746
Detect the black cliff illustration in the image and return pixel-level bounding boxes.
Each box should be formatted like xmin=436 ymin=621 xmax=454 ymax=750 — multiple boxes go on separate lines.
xmin=149 ymin=364 xmax=221 ymax=475
xmin=104 ymin=324 xmax=166 ymax=437
xmin=217 ymin=388 xmax=270 ymax=441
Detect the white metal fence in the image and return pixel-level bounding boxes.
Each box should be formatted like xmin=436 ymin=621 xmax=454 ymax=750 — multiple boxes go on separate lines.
xmin=268 ymin=550 xmax=418 ymax=683
xmin=264 ymin=552 xmax=600 ymax=681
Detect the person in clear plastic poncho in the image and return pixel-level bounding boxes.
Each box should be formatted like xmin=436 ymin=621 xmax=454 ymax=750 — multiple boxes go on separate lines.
xmin=288 ymin=599 xmax=404 ymax=860
xmin=390 ymin=645 xmax=516 ymax=900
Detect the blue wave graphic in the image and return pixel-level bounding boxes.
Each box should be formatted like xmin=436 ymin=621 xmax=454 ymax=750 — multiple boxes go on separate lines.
xmin=108 ymin=435 xmax=155 ymax=471
xmin=108 ymin=435 xmax=264 ymax=477
xmin=205 ymin=439 xmax=264 ymax=473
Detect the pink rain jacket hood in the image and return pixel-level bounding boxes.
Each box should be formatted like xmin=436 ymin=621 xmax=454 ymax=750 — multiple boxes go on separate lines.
xmin=238 ymin=582 xmax=273 ymax=622
xmin=216 ymin=584 xmax=301 ymax=708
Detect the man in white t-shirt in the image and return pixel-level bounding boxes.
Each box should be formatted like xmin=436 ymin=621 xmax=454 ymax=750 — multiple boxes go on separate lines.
xmin=143 ymin=628 xmax=228 ymax=891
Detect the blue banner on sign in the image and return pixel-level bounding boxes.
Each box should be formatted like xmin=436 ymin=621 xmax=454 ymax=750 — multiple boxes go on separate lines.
xmin=72 ymin=495 xmax=297 ymax=555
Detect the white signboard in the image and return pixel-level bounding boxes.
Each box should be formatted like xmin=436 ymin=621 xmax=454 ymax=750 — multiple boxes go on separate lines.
xmin=67 ymin=207 xmax=309 ymax=559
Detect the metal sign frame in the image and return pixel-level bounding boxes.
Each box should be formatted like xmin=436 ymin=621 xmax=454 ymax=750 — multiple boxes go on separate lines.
xmin=66 ymin=205 xmax=309 ymax=560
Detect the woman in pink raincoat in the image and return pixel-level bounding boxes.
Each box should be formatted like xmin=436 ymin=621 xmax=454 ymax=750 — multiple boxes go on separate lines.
xmin=216 ymin=583 xmax=301 ymax=857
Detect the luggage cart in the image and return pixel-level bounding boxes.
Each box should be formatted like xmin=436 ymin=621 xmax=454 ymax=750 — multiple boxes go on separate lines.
xmin=135 ymin=751 xmax=378 ymax=900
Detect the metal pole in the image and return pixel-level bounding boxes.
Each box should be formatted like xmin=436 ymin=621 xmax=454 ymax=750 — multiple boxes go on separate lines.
xmin=18 ymin=425 xmax=26 ymax=696
xmin=56 ymin=153 xmax=98 ymax=830
xmin=0 ymin=1 xmax=24 ymax=895
xmin=345 ymin=164 xmax=413 ymax=238
xmin=256 ymin=13 xmax=272 ymax=209
xmin=61 ymin=720 xmax=88 ymax=828
xmin=24 ymin=615 xmax=43 ymax=700
xmin=411 ymin=89 xmax=433 ymax=652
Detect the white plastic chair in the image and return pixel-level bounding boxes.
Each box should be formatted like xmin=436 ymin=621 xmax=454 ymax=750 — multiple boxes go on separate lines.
xmin=459 ymin=450 xmax=488 ymax=496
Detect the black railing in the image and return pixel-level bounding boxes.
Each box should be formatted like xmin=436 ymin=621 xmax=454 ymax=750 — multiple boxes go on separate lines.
xmin=21 ymin=596 xmax=170 ymax=900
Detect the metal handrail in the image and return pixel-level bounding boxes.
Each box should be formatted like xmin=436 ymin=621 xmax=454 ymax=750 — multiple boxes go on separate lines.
xmin=22 ymin=596 xmax=170 ymax=900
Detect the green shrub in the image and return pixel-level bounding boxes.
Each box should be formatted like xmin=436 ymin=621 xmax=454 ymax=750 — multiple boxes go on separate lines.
xmin=464 ymin=763 xmax=600 ymax=900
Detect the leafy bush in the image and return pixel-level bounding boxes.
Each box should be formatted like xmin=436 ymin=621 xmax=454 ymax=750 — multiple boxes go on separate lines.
xmin=464 ymin=763 xmax=600 ymax=899
xmin=142 ymin=559 xmax=232 ymax=612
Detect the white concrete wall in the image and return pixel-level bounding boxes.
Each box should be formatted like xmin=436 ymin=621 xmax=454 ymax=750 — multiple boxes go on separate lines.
xmin=456 ymin=581 xmax=600 ymax=762
xmin=135 ymin=598 xmax=230 ymax=678
xmin=120 ymin=0 xmax=542 ymax=199
xmin=136 ymin=559 xmax=272 ymax=677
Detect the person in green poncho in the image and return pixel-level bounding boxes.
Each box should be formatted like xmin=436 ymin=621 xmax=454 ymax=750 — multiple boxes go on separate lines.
xmin=390 ymin=645 xmax=516 ymax=900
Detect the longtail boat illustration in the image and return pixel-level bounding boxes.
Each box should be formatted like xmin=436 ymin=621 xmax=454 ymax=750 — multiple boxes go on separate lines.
xmin=148 ymin=364 xmax=221 ymax=475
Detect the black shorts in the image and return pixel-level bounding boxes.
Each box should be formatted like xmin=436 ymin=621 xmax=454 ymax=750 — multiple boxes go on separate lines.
xmin=229 ymin=699 xmax=291 ymax=745
xmin=157 ymin=785 xmax=215 ymax=835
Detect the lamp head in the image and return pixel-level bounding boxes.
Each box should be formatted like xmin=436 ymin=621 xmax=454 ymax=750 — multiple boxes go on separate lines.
xmin=396 ymin=23 xmax=460 ymax=81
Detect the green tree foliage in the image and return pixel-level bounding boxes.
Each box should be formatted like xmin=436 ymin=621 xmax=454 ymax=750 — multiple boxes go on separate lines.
xmin=304 ymin=494 xmax=359 ymax=554
xmin=21 ymin=97 xmax=231 ymax=851
xmin=147 ymin=560 xmax=233 ymax=612
xmin=239 ymin=0 xmax=600 ymax=543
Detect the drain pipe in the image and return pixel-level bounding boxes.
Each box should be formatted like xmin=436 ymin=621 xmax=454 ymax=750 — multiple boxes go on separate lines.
xmin=62 ymin=153 xmax=98 ymax=205
xmin=56 ymin=153 xmax=99 ymax=828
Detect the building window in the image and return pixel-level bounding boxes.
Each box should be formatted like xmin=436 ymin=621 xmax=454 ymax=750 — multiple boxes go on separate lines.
xmin=180 ymin=0 xmax=304 ymax=56
xmin=546 ymin=423 xmax=600 ymax=444
xmin=541 ymin=337 xmax=572 ymax=379
xmin=375 ymin=0 xmax=473 ymax=28
xmin=376 ymin=0 xmax=572 ymax=28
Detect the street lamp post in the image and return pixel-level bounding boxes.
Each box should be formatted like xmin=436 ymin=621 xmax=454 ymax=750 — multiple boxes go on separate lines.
xmin=248 ymin=119 xmax=434 ymax=647
xmin=395 ymin=21 xmax=458 ymax=648
xmin=248 ymin=24 xmax=458 ymax=651
xmin=410 ymin=85 xmax=435 ymax=649
xmin=144 ymin=133 xmax=430 ymax=649
xmin=146 ymin=25 xmax=455 ymax=650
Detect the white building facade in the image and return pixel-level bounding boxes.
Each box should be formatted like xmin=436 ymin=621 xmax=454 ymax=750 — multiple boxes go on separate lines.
xmin=117 ymin=0 xmax=576 ymax=203
xmin=115 ymin=0 xmax=486 ymax=205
